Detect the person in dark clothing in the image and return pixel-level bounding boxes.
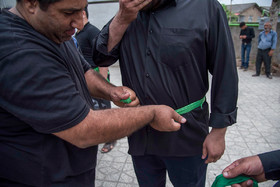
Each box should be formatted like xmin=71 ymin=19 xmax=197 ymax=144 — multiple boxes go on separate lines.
xmin=0 ymin=0 xmax=186 ymax=186
xmin=252 ymin=22 xmax=277 ymax=79
xmin=93 ymin=0 xmax=238 ymax=186
xmin=75 ymin=6 xmax=116 ymax=153
xmin=239 ymin=22 xmax=255 ymax=71
xmin=223 ymin=150 xmax=280 ymax=187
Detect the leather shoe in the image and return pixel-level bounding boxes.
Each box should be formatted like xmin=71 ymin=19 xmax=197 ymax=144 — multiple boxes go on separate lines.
xmin=252 ymin=74 xmax=259 ymax=77
xmin=267 ymin=75 xmax=272 ymax=79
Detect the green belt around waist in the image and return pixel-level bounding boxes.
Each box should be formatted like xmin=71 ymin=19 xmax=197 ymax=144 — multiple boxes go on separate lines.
xmin=119 ymin=96 xmax=206 ymax=111
xmin=175 ymin=96 xmax=205 ymax=115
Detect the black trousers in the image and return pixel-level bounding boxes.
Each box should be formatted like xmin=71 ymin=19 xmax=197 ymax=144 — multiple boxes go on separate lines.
xmin=255 ymin=48 xmax=272 ymax=76
xmin=132 ymin=154 xmax=207 ymax=187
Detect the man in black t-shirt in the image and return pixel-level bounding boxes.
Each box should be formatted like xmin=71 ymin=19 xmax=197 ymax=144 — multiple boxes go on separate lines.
xmin=0 ymin=0 xmax=185 ymax=186
xmin=76 ymin=6 xmax=117 ymax=153
xmin=239 ymin=22 xmax=255 ymax=71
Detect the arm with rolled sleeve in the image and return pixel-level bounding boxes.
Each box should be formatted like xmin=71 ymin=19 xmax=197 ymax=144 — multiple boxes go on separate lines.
xmin=91 ymin=20 xmax=120 ymax=67
xmin=202 ymin=1 xmax=238 ymax=164
xmin=207 ymin=2 xmax=238 ymax=129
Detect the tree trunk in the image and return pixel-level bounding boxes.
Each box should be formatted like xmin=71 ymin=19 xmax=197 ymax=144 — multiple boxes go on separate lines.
xmin=269 ymin=0 xmax=280 ymax=31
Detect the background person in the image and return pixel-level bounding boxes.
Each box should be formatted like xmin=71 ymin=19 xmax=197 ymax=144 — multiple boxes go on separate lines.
xmin=75 ymin=6 xmax=116 ymax=153
xmin=239 ymin=22 xmax=255 ymax=71
xmin=252 ymin=22 xmax=277 ymax=79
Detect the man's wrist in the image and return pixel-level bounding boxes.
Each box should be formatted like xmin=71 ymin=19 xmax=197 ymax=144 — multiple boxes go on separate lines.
xmin=114 ymin=12 xmax=132 ymax=27
xmin=211 ymin=127 xmax=227 ymax=137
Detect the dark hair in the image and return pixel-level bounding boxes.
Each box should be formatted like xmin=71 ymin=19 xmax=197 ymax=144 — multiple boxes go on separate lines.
xmin=239 ymin=22 xmax=246 ymax=28
xmin=84 ymin=5 xmax=89 ymax=19
xmin=16 ymin=0 xmax=61 ymax=11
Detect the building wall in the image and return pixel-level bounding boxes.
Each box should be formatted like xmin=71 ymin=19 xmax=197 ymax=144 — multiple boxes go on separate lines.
xmin=239 ymin=7 xmax=262 ymax=22
xmin=230 ymin=24 xmax=280 ymax=65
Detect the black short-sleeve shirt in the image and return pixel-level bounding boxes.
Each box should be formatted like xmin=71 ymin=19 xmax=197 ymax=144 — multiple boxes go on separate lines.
xmin=0 ymin=10 xmax=97 ymax=186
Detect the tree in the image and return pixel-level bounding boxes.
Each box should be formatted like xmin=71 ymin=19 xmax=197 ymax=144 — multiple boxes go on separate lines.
xmin=269 ymin=0 xmax=280 ymax=31
xmin=222 ymin=4 xmax=238 ymax=23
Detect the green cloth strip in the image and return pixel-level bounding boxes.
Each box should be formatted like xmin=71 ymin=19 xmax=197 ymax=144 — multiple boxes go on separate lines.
xmin=211 ymin=174 xmax=258 ymax=187
xmin=175 ymin=97 xmax=205 ymax=115
xmin=120 ymin=98 xmax=132 ymax=104
xmin=93 ymin=67 xmax=100 ymax=72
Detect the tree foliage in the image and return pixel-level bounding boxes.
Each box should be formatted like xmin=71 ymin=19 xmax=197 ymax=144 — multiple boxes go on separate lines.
xmin=222 ymin=4 xmax=239 ymax=23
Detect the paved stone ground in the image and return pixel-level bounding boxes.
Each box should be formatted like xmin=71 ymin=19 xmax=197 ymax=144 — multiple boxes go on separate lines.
xmin=87 ymin=3 xmax=280 ymax=187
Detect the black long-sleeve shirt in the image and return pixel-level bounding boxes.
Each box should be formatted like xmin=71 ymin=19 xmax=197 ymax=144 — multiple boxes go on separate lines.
xmin=240 ymin=27 xmax=255 ymax=44
xmin=94 ymin=0 xmax=238 ymax=156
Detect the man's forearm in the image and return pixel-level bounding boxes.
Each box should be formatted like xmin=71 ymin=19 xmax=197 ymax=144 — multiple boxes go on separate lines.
xmin=99 ymin=67 xmax=109 ymax=79
xmin=54 ymin=106 xmax=156 ymax=148
xmin=107 ymin=14 xmax=130 ymax=52
xmin=85 ymin=69 xmax=114 ymax=100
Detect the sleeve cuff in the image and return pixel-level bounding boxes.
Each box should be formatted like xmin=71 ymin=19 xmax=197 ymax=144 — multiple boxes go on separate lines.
xmin=96 ymin=20 xmax=120 ymax=57
xmin=259 ymin=150 xmax=280 ymax=181
xmin=209 ymin=107 xmax=238 ymax=128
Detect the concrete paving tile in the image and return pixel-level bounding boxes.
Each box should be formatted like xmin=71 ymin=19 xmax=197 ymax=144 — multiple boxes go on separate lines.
xmin=261 ymin=131 xmax=280 ymax=144
xmin=238 ymin=129 xmax=266 ymax=143
xmin=270 ymin=143 xmax=280 ymax=150
xmin=118 ymin=173 xmax=135 ymax=184
xmin=116 ymin=183 xmax=138 ymax=187
xmin=246 ymin=142 xmax=274 ymax=155
xmin=103 ymin=181 xmax=117 ymax=187
xmin=225 ymin=141 xmax=252 ymax=155
xmin=95 ymin=180 xmax=103 ymax=187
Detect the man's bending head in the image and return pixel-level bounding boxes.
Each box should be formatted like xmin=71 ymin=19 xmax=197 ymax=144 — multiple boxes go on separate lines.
xmin=14 ymin=0 xmax=87 ymax=43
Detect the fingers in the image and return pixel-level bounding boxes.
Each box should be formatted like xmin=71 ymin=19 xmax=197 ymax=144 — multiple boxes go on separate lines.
xmin=122 ymin=87 xmax=140 ymax=107
xmin=206 ymin=153 xmax=222 ymax=164
xmin=223 ymin=160 xmax=243 ymax=178
xmin=120 ymin=0 xmax=152 ymax=12
xmin=173 ymin=111 xmax=186 ymax=124
xmin=170 ymin=112 xmax=185 ymax=131
xmin=202 ymin=143 xmax=207 ymax=160
xmin=128 ymin=0 xmax=152 ymax=9
xmin=231 ymin=180 xmax=253 ymax=187
xmin=136 ymin=0 xmax=152 ymax=10
xmin=170 ymin=119 xmax=181 ymax=131
xmin=125 ymin=96 xmax=140 ymax=107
